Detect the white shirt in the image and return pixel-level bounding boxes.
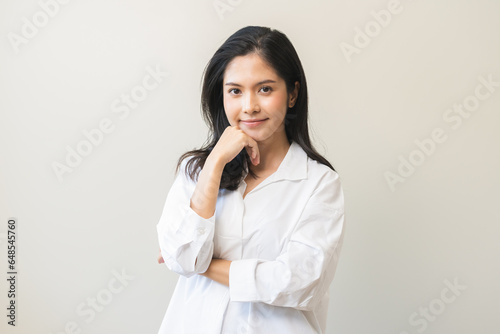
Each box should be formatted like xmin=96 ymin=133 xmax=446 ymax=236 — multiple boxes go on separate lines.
xmin=157 ymin=140 xmax=345 ymax=334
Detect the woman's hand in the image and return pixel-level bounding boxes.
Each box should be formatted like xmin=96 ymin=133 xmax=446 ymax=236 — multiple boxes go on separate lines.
xmin=210 ymin=125 xmax=260 ymax=166
xmin=158 ymin=248 xmax=164 ymax=264
xmin=190 ymin=125 xmax=259 ymax=220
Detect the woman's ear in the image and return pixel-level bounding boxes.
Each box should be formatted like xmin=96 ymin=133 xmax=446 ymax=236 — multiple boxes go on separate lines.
xmin=289 ymin=81 xmax=300 ymax=108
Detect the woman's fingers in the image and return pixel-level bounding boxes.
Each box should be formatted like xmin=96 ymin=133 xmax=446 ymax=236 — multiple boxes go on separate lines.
xmin=212 ymin=126 xmax=260 ymax=166
xmin=158 ymin=249 xmax=164 ymax=264
xmin=233 ymin=126 xmax=260 ymax=165
xmin=245 ymin=140 xmax=260 ymax=165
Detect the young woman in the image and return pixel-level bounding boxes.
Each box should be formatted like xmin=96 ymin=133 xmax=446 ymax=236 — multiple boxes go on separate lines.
xmin=157 ymin=26 xmax=345 ymax=334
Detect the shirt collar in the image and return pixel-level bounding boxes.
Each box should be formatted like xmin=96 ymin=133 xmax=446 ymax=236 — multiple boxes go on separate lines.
xmin=242 ymin=140 xmax=308 ymax=184
xmin=273 ymin=140 xmax=308 ymax=181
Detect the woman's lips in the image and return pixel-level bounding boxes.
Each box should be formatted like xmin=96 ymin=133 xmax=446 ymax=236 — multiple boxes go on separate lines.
xmin=240 ymin=118 xmax=268 ymax=127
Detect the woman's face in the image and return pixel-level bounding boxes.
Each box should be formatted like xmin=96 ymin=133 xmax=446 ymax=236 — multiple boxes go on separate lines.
xmin=222 ymin=53 xmax=298 ymax=144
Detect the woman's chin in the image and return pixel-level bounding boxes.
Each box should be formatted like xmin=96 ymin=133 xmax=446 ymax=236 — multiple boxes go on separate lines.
xmin=240 ymin=130 xmax=261 ymax=142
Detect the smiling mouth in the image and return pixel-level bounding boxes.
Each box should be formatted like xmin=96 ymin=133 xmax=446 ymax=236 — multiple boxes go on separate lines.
xmin=240 ymin=118 xmax=268 ymax=123
xmin=240 ymin=118 xmax=268 ymax=128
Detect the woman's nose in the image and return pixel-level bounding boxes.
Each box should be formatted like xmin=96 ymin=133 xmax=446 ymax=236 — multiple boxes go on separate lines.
xmin=242 ymin=93 xmax=260 ymax=113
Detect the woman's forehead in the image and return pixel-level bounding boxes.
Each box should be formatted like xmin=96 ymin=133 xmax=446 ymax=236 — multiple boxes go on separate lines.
xmin=223 ymin=54 xmax=281 ymax=85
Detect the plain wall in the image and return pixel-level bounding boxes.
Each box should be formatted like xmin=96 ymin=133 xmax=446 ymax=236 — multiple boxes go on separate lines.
xmin=1 ymin=0 xmax=499 ymax=333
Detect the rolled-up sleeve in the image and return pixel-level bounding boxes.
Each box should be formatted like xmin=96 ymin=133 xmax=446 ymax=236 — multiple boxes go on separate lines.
xmin=157 ymin=159 xmax=216 ymax=277
xmin=229 ymin=171 xmax=345 ymax=311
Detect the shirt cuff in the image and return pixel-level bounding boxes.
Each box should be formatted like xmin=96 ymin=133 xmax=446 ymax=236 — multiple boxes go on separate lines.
xmin=229 ymin=258 xmax=260 ymax=302
xmin=158 ymin=202 xmax=216 ymax=276
xmin=178 ymin=204 xmax=216 ymax=239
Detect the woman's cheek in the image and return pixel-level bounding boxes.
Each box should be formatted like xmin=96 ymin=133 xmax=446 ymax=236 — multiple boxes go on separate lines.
xmin=263 ymin=98 xmax=287 ymax=118
xmin=223 ymin=101 xmax=239 ymax=125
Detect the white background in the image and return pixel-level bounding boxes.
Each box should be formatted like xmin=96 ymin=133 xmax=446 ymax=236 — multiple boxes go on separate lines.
xmin=1 ymin=0 xmax=499 ymax=333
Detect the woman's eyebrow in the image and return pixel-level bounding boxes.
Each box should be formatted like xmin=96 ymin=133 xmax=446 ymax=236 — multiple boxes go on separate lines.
xmin=224 ymin=79 xmax=277 ymax=87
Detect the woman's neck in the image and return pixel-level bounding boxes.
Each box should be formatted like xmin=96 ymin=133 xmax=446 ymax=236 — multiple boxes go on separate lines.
xmin=250 ymin=134 xmax=291 ymax=175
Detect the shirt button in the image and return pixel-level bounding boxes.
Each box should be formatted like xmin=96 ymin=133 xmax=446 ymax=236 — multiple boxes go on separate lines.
xmin=197 ymin=227 xmax=206 ymax=235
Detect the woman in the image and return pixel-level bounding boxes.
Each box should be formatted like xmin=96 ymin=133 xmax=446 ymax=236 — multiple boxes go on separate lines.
xmin=157 ymin=26 xmax=345 ymax=333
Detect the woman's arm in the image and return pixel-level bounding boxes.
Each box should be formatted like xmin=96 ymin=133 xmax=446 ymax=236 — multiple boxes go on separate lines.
xmin=156 ymin=158 xmax=219 ymax=276
xmin=189 ymin=155 xmax=225 ymax=219
xmin=157 ymin=126 xmax=260 ymax=275
xmin=156 ymin=156 xmax=226 ymax=268
xmin=227 ymin=170 xmax=345 ymax=311
xmin=199 ymin=170 xmax=345 ymax=312
xmin=200 ymin=259 xmax=231 ymax=286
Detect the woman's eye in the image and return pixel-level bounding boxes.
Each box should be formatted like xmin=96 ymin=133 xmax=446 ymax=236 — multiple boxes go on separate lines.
xmin=260 ymin=86 xmax=272 ymax=93
xmin=229 ymin=88 xmax=241 ymax=94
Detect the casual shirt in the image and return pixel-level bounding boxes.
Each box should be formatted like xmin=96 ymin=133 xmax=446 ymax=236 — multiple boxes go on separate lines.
xmin=157 ymin=140 xmax=346 ymax=333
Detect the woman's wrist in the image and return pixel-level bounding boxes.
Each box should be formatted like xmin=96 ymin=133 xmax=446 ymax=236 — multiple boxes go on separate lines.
xmin=200 ymin=259 xmax=231 ymax=286
xmin=205 ymin=152 xmax=226 ymax=172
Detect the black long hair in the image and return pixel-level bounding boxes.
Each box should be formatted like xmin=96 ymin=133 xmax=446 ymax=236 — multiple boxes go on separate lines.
xmin=177 ymin=26 xmax=335 ymax=190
